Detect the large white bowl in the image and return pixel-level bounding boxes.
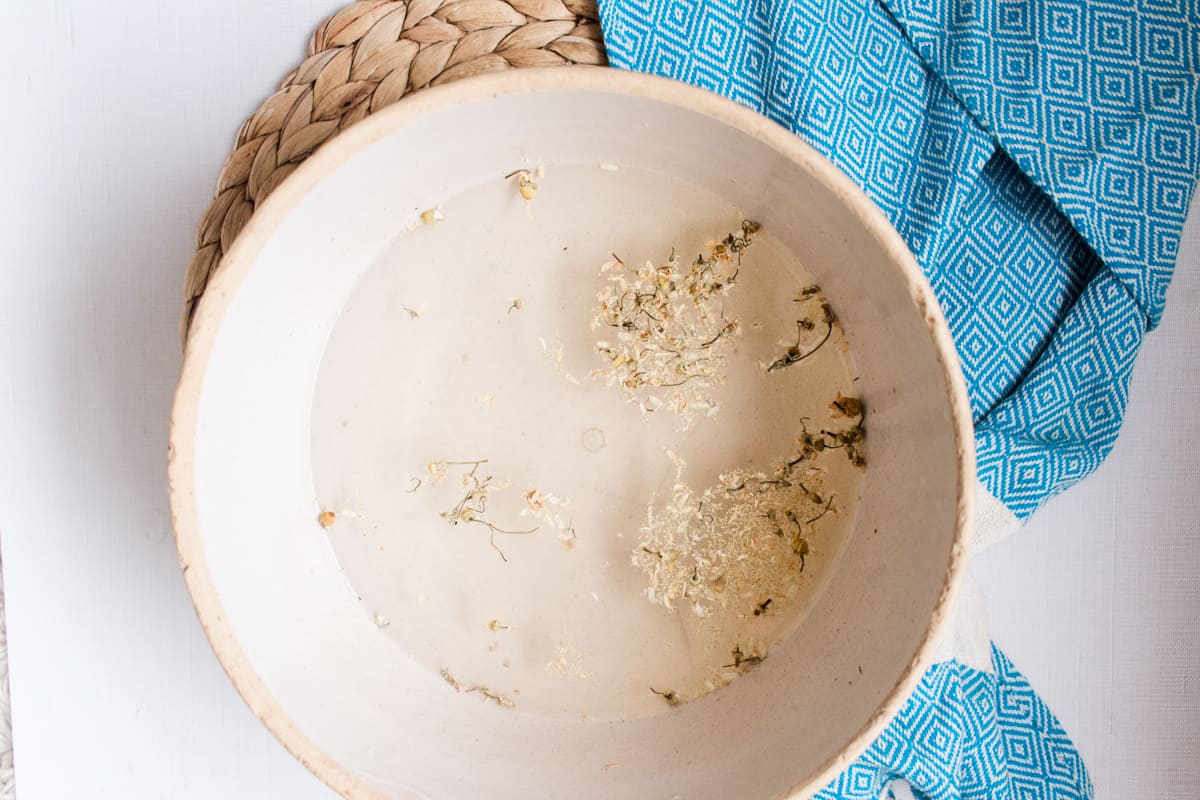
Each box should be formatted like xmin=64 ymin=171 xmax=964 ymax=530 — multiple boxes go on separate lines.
xmin=170 ymin=68 xmax=973 ymax=800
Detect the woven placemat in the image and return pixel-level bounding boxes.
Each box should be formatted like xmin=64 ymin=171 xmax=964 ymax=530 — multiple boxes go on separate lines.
xmin=182 ymin=0 xmax=608 ymax=340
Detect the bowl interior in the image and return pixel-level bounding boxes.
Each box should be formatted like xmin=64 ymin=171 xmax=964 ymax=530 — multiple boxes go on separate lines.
xmin=173 ymin=70 xmax=970 ymax=800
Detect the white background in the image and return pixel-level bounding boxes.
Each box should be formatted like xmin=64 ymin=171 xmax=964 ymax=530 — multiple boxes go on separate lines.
xmin=1 ymin=2 xmax=1196 ymax=798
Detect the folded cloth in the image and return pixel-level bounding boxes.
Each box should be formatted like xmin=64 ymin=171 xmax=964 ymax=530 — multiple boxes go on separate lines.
xmin=817 ymin=647 xmax=1090 ymax=800
xmin=597 ymin=0 xmax=1200 ymax=797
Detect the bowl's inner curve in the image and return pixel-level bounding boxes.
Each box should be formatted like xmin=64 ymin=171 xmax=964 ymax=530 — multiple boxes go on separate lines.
xmin=188 ymin=79 xmax=963 ymax=800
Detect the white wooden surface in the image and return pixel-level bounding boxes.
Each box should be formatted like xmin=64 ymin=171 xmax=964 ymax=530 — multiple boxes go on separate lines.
xmin=0 ymin=3 xmax=1196 ymax=798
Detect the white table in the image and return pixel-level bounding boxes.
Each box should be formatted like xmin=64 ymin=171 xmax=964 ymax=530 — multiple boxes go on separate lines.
xmin=1 ymin=3 xmax=1196 ymax=797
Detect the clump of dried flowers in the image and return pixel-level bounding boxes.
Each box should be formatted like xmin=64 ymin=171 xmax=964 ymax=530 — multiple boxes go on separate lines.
xmin=632 ymin=448 xmax=835 ymax=620
xmin=633 ymin=388 xmax=866 ymax=623
xmin=591 ymin=220 xmax=760 ymax=429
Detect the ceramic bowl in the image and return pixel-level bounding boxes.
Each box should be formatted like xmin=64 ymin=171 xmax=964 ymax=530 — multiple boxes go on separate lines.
xmin=170 ymin=68 xmax=972 ymax=800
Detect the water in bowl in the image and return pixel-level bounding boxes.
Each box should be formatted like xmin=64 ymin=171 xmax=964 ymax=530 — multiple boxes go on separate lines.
xmin=310 ymin=163 xmax=865 ymax=720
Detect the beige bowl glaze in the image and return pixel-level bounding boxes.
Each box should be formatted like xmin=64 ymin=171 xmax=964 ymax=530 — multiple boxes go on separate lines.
xmin=170 ymin=68 xmax=973 ymax=800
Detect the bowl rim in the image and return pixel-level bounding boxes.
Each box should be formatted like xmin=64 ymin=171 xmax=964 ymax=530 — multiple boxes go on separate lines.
xmin=169 ymin=66 xmax=975 ymax=800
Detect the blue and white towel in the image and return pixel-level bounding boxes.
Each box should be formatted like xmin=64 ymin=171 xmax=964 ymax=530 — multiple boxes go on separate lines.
xmin=597 ymin=1 xmax=1200 ymax=797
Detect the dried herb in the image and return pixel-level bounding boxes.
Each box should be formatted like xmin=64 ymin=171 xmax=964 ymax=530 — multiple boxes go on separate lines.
xmin=793 ymin=535 xmax=809 ymax=572
xmin=724 ymin=644 xmax=766 ymax=673
xmin=521 ymin=486 xmax=578 ymax=549
xmin=819 ymin=395 xmax=867 ymax=469
xmin=432 ymin=459 xmax=539 ymax=561
xmin=591 ymin=219 xmax=760 ymax=428
xmin=505 ymin=168 xmax=538 ymax=201
xmin=767 ymin=284 xmax=843 ymax=372
xmin=791 ymin=398 xmax=868 ymax=470
xmin=442 ymin=667 xmax=515 ymax=708
xmin=650 ymin=687 xmax=682 ymax=707
xmin=766 ymin=318 xmax=834 ymax=372
xmin=468 ymin=685 xmax=516 ymax=708
xmin=828 ymin=393 xmax=863 ymax=418
xmin=634 ymin=450 xmax=832 ymax=617
xmin=806 ymin=495 xmax=836 ymax=524
xmin=634 ymin=395 xmax=864 ymax=616
xmin=441 ymin=668 xmax=464 ymax=692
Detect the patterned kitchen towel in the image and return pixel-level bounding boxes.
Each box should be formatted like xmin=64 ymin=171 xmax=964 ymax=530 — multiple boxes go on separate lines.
xmin=816 ymin=646 xmax=1091 ymax=800
xmin=597 ymin=0 xmax=1200 ymax=797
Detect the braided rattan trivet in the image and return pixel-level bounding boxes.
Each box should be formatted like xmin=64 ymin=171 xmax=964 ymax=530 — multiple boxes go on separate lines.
xmin=182 ymin=0 xmax=608 ymax=340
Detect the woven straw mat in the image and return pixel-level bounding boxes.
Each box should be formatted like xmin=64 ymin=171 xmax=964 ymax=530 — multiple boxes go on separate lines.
xmin=182 ymin=0 xmax=608 ymax=340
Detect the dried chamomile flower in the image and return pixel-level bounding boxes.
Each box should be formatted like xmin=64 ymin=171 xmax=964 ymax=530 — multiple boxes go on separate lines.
xmin=653 ymin=642 xmax=770 ymax=704
xmin=442 ymin=668 xmax=515 ymax=708
xmin=506 ymin=168 xmax=538 ymax=201
xmin=468 ymin=686 xmax=515 ymax=708
xmin=523 ymin=488 xmax=545 ymax=512
xmin=434 ymin=459 xmax=538 ymax=561
xmin=633 ymin=441 xmax=841 ymax=617
xmin=591 ymin=220 xmax=761 ymax=429
xmin=816 ymin=395 xmax=867 ymax=469
xmin=828 ymin=393 xmax=863 ymax=418
xmin=401 ymin=301 xmax=427 ymax=320
xmin=766 ymin=285 xmax=837 ymax=372
xmin=441 ymin=668 xmax=464 ymax=692
xmin=522 ymin=486 xmax=577 ymax=549
xmin=723 ymin=642 xmax=767 ymax=674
